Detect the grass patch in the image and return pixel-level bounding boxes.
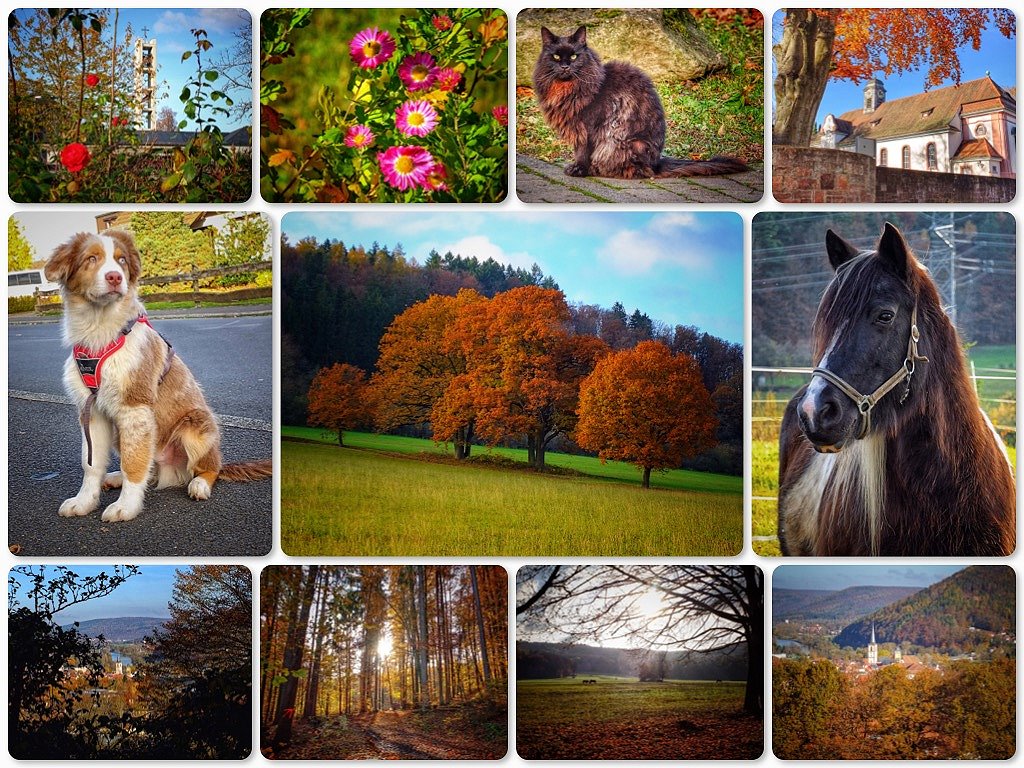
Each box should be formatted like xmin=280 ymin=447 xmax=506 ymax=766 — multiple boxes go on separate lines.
xmin=516 ymin=10 xmax=763 ymax=164
xmin=284 ymin=427 xmax=740 ymax=494
xmin=281 ymin=441 xmax=741 ymax=556
xmin=142 ymin=297 xmax=273 ymax=310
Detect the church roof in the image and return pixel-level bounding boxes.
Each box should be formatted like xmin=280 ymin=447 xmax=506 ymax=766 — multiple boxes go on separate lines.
xmin=953 ymin=137 xmax=1001 ymax=160
xmin=829 ymin=76 xmax=1015 ymax=141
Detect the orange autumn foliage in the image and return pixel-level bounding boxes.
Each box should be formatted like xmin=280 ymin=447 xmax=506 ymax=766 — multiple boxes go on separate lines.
xmin=576 ymin=341 xmax=716 ymax=488
xmin=307 ymin=363 xmax=368 ymax=445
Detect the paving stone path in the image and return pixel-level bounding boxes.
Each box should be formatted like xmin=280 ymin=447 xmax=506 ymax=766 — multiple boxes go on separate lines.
xmin=516 ymin=153 xmax=764 ymax=204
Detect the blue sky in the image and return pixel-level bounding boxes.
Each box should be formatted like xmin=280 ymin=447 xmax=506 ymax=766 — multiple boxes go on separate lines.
xmin=771 ymin=10 xmax=1017 ymax=125
xmin=8 ymin=565 xmax=178 ymax=623
xmin=773 ymin=565 xmax=965 ymax=592
xmin=13 ymin=8 xmax=251 ymax=131
xmin=282 ymin=212 xmax=744 ymax=344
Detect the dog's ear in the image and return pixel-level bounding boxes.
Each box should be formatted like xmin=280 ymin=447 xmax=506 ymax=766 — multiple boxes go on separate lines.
xmin=104 ymin=229 xmax=142 ymax=283
xmin=45 ymin=232 xmax=89 ymax=284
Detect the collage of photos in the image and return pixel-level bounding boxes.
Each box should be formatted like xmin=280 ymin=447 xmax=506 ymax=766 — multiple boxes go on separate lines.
xmin=3 ymin=4 xmax=1017 ymax=765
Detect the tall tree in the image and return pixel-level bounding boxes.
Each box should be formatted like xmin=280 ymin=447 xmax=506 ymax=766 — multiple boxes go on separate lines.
xmin=8 ymin=217 xmax=35 ymax=271
xmin=415 ymin=566 xmax=430 ymax=709
xmin=470 ymin=566 xmax=493 ymax=693
xmin=773 ymin=9 xmax=1016 ymax=146
xmin=306 ymin=363 xmax=368 ymax=445
xmin=576 ymin=341 xmax=717 ymax=488
xmin=127 ymin=212 xmax=216 ymax=276
xmin=273 ymin=566 xmax=319 ymax=733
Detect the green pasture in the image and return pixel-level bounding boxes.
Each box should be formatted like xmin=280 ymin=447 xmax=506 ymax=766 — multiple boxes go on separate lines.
xmin=517 ymin=677 xmax=745 ymax=725
xmin=283 ymin=427 xmax=741 ymax=494
xmin=751 ymin=344 xmax=1016 ymax=556
xmin=281 ymin=437 xmax=742 ymax=556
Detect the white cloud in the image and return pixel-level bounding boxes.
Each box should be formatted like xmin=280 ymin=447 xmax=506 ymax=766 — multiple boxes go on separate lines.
xmin=154 ymin=8 xmax=246 ymax=36
xmin=649 ymin=212 xmax=700 ymax=233
xmin=597 ymin=226 xmax=710 ymax=275
xmin=433 ymin=235 xmax=538 ymax=272
xmin=153 ymin=11 xmax=189 ymax=35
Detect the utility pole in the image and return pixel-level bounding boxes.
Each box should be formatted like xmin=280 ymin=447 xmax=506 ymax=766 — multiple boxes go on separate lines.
xmin=926 ymin=211 xmax=957 ymax=329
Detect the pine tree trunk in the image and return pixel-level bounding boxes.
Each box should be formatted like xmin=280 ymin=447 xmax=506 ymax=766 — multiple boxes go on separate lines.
xmin=274 ymin=566 xmax=319 ymax=735
xmin=416 ymin=566 xmax=430 ymax=709
xmin=470 ymin=566 xmax=492 ymax=694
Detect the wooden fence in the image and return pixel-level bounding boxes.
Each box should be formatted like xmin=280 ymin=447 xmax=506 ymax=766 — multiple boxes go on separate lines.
xmin=34 ymin=260 xmax=272 ymax=312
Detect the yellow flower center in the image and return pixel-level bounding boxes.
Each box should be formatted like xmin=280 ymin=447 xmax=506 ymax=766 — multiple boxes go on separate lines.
xmin=351 ymin=133 xmax=366 ymax=146
xmin=363 ymin=40 xmax=381 ymax=57
xmin=411 ymin=65 xmax=430 ymax=81
xmin=407 ymin=111 xmax=425 ymax=127
xmin=395 ymin=156 xmax=415 ymax=174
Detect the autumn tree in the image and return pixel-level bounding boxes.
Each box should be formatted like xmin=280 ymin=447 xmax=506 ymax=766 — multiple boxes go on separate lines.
xmin=139 ymin=566 xmax=252 ymax=759
xmin=155 ymin=106 xmax=178 ymax=131
xmin=8 ymin=218 xmax=35 ymax=271
xmin=576 ymin=340 xmax=716 ymax=488
xmin=773 ymin=9 xmax=1016 ymax=146
xmin=370 ymin=289 xmax=485 ymax=459
xmin=772 ymin=658 xmax=847 ymax=757
xmin=307 ymin=363 xmax=368 ymax=446
xmin=127 ymin=212 xmax=216 ymax=276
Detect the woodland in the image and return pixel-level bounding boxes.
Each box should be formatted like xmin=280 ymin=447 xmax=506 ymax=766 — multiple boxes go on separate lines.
xmin=282 ymin=236 xmax=743 ymax=479
xmin=516 ymin=566 xmax=762 ymax=760
xmin=8 ymin=565 xmax=251 ymax=759
xmin=261 ymin=566 xmax=508 ymax=760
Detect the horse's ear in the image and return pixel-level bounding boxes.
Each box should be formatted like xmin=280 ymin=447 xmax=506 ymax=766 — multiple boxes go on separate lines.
xmin=825 ymin=229 xmax=859 ymax=271
xmin=877 ymin=222 xmax=911 ymax=280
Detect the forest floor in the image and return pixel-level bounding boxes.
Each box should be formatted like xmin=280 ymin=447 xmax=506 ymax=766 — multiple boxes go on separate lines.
xmin=267 ymin=702 xmax=507 ymax=760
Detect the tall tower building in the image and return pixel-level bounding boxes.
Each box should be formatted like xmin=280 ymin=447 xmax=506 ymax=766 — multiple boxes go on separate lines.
xmin=867 ymin=624 xmax=879 ymax=666
xmin=863 ymin=77 xmax=886 ymax=114
xmin=134 ymin=37 xmax=157 ymax=130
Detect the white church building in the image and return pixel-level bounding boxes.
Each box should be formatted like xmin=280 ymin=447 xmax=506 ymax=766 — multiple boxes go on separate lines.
xmin=819 ymin=75 xmax=1016 ymax=178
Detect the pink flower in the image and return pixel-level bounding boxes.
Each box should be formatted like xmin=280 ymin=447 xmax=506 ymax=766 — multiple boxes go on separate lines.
xmin=492 ymin=105 xmax=509 ymax=127
xmin=349 ymin=27 xmax=395 ymax=69
xmin=378 ymin=145 xmax=434 ymax=191
xmin=85 ymin=73 xmax=99 ymax=87
xmin=424 ymin=162 xmax=448 ymax=192
xmin=395 ymin=100 xmax=439 ymax=137
xmin=432 ymin=15 xmax=453 ymax=31
xmin=60 ymin=142 xmax=91 ymax=173
xmin=436 ymin=67 xmax=461 ymax=92
xmin=344 ymin=124 xmax=375 ymax=149
xmin=398 ymin=52 xmax=439 ymax=92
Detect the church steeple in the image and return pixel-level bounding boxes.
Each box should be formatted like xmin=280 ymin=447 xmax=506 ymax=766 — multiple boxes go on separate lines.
xmin=867 ymin=623 xmax=879 ymax=666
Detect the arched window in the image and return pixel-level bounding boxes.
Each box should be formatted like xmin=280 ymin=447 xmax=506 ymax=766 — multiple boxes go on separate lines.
xmin=879 ymin=148 xmax=888 ymax=166
xmin=926 ymin=143 xmax=937 ymax=170
xmin=902 ymin=146 xmax=911 ymax=169
xmin=976 ymin=123 xmax=987 ymax=136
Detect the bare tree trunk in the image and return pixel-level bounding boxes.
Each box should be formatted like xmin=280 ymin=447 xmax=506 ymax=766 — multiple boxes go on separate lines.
xmin=742 ymin=565 xmax=765 ymax=715
xmin=416 ymin=566 xmax=430 ymax=709
xmin=303 ymin=571 xmax=330 ymax=719
xmin=274 ymin=566 xmax=319 ymax=737
xmin=772 ymin=8 xmax=836 ymax=146
xmin=470 ymin=566 xmax=492 ymax=695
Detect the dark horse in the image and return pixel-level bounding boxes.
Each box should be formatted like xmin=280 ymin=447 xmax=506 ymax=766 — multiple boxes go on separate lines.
xmin=778 ymin=223 xmax=1015 ymax=556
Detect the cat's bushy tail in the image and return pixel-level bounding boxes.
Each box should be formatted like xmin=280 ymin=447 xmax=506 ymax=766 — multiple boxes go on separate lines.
xmin=656 ymin=155 xmax=749 ymax=177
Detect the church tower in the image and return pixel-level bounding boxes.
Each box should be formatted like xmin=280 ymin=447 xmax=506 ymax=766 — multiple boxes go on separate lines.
xmin=863 ymin=78 xmax=886 ymax=114
xmin=134 ymin=35 xmax=158 ymax=130
xmin=894 ymin=643 xmax=902 ymax=664
xmin=867 ymin=624 xmax=878 ymax=666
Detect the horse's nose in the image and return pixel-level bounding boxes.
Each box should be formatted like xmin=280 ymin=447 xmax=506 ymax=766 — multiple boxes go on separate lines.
xmin=799 ymin=384 xmax=845 ymax=438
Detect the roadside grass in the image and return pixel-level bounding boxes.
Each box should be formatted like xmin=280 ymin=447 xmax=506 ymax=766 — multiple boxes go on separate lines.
xmin=142 ymin=297 xmax=273 ymax=310
xmin=281 ymin=440 xmax=742 ymax=556
xmin=283 ymin=427 xmax=741 ymax=494
xmin=516 ymin=10 xmax=763 ymax=164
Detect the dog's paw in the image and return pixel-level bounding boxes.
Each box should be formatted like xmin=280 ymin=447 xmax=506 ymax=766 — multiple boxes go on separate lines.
xmin=187 ymin=476 xmax=212 ymax=500
xmin=100 ymin=500 xmax=141 ymax=522
xmin=102 ymin=471 xmax=123 ymax=489
xmin=564 ymin=162 xmax=587 ymax=177
xmin=58 ymin=495 xmax=98 ymax=517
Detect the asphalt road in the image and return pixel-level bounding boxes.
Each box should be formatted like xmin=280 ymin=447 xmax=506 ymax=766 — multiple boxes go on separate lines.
xmin=8 ymin=315 xmax=273 ymax=557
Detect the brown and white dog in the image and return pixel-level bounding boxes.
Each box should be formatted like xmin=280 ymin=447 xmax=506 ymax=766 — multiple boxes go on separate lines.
xmin=44 ymin=230 xmax=271 ymax=522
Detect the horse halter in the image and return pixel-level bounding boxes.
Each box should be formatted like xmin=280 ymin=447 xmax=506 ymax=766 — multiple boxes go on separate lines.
xmin=811 ymin=301 xmax=929 ymax=440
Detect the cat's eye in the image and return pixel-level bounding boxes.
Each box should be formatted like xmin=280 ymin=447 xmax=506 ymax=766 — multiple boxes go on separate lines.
xmin=552 ymin=54 xmax=560 ymax=61
xmin=570 ymin=54 xmax=577 ymax=60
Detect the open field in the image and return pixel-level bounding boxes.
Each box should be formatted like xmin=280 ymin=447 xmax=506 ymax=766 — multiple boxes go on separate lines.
xmin=516 ymin=677 xmax=762 ymax=759
xmin=281 ymin=437 xmax=742 ymax=556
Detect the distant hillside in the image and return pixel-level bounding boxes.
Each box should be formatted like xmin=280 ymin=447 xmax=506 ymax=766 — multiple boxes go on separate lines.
xmin=61 ymin=616 xmax=167 ymax=642
xmin=774 ymin=586 xmax=918 ymax=622
xmin=517 ymin=641 xmax=746 ymax=681
xmin=835 ymin=566 xmax=1014 ymax=650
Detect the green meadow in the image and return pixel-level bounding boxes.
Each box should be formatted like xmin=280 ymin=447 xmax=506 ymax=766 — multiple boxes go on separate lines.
xmin=281 ymin=430 xmax=742 ymax=556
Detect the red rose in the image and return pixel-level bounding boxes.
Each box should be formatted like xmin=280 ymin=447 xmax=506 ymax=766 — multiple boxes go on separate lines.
xmin=60 ymin=142 xmax=91 ymax=173
xmin=491 ymin=105 xmax=508 ymax=127
xmin=85 ymin=73 xmax=100 ymax=87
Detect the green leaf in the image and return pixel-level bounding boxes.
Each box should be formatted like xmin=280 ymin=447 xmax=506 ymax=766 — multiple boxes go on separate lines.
xmin=180 ymin=86 xmax=191 ymax=102
xmin=205 ymin=70 xmax=219 ymax=82
xmin=178 ymin=119 xmax=188 ymax=129
xmin=160 ymin=172 xmax=182 ymax=193
xmin=181 ymin=50 xmax=192 ymax=61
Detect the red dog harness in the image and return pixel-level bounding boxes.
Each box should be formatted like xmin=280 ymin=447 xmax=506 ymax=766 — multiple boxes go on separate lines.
xmin=73 ymin=314 xmax=174 ymax=466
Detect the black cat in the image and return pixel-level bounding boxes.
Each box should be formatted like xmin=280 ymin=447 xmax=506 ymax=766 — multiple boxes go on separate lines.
xmin=533 ymin=25 xmax=748 ymax=179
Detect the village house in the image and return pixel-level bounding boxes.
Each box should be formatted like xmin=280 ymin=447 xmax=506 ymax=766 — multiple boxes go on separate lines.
xmin=818 ymin=75 xmax=1016 ymax=178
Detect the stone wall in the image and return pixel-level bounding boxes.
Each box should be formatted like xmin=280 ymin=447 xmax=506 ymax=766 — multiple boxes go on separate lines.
xmin=772 ymin=146 xmax=875 ymax=203
xmin=875 ymin=166 xmax=1015 ymax=204
xmin=774 ymin=146 xmax=1017 ymax=203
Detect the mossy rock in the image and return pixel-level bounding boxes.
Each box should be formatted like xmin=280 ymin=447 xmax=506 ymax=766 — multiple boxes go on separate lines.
xmin=516 ymin=8 xmax=726 ymax=87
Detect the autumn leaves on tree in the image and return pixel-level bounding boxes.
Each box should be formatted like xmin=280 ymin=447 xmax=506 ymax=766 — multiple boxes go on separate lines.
xmin=306 ymin=285 xmax=718 ymax=486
